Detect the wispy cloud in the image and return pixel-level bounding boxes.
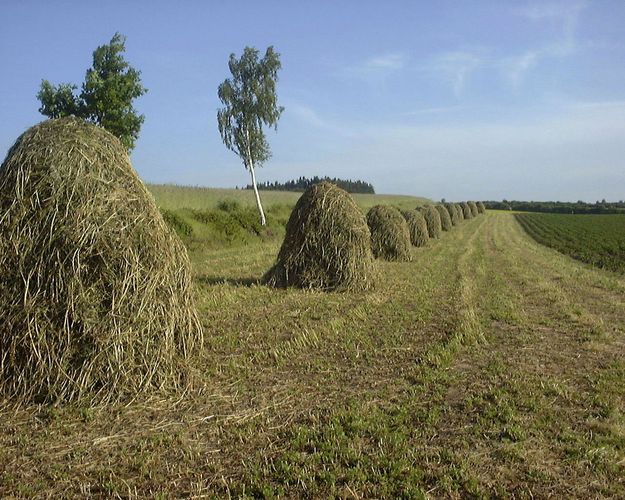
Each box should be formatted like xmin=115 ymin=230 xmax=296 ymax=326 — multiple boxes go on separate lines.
xmin=342 ymin=52 xmax=407 ymax=82
xmin=504 ymin=1 xmax=587 ymax=85
xmin=287 ymin=102 xmax=357 ymax=138
xmin=426 ymin=51 xmax=483 ymax=98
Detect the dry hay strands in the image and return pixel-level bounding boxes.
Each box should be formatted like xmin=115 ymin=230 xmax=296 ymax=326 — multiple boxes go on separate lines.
xmin=0 ymin=117 xmax=203 ymax=405
xmin=445 ymin=203 xmax=461 ymax=226
xmin=435 ymin=205 xmax=453 ymax=231
xmin=461 ymin=202 xmax=473 ymax=219
xmin=477 ymin=201 xmax=486 ymax=214
xmin=468 ymin=201 xmax=479 ymax=217
xmin=420 ymin=205 xmax=442 ymax=239
xmin=401 ymin=209 xmax=429 ymax=247
xmin=455 ymin=203 xmax=465 ymax=221
xmin=367 ymin=205 xmax=412 ymax=261
xmin=264 ymin=181 xmax=376 ymax=291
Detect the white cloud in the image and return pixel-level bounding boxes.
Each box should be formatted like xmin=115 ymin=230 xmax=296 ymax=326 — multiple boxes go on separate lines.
xmin=363 ymin=53 xmax=406 ymax=70
xmin=342 ymin=52 xmax=407 ymax=82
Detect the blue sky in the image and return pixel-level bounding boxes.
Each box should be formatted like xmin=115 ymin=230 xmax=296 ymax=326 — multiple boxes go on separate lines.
xmin=1 ymin=0 xmax=624 ymax=201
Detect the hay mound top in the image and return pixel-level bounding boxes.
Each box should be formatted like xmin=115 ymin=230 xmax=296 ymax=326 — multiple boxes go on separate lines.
xmin=367 ymin=205 xmax=412 ymax=261
xmin=0 ymin=117 xmax=203 ymax=404
xmin=401 ymin=210 xmax=429 ymax=247
xmin=435 ymin=205 xmax=453 ymax=231
xmin=264 ymin=181 xmax=376 ymax=291
xmin=421 ymin=205 xmax=442 ymax=239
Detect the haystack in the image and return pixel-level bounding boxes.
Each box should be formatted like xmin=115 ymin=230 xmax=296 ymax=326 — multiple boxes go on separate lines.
xmin=401 ymin=210 xmax=429 ymax=247
xmin=435 ymin=205 xmax=453 ymax=231
xmin=468 ymin=201 xmax=479 ymax=217
xmin=455 ymin=203 xmax=465 ymax=221
xmin=445 ymin=203 xmax=461 ymax=226
xmin=477 ymin=201 xmax=486 ymax=214
xmin=461 ymin=202 xmax=473 ymax=219
xmin=367 ymin=205 xmax=412 ymax=261
xmin=420 ymin=205 xmax=442 ymax=239
xmin=264 ymin=182 xmax=375 ymax=290
xmin=0 ymin=117 xmax=203 ymax=404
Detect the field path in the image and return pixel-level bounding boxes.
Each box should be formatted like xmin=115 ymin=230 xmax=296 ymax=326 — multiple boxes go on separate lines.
xmin=1 ymin=212 xmax=624 ymax=498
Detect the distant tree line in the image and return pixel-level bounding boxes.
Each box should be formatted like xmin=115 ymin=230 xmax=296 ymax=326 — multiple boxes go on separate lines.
xmin=484 ymin=199 xmax=625 ymax=214
xmin=245 ymin=176 xmax=375 ymax=194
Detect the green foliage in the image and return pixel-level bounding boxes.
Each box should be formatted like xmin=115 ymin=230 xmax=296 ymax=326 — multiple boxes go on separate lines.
xmin=36 ymin=33 xmax=147 ymax=151
xmin=367 ymin=205 xmax=412 ymax=261
xmin=421 ymin=205 xmax=442 ymax=239
xmin=217 ymin=46 xmax=284 ymax=169
xmin=435 ymin=205 xmax=453 ymax=231
xmin=516 ymin=213 xmax=625 ymax=273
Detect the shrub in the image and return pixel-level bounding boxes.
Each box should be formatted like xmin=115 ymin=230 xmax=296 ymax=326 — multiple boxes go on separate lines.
xmin=0 ymin=117 xmax=203 ymax=404
xmin=468 ymin=201 xmax=479 ymax=217
xmin=435 ymin=205 xmax=453 ymax=231
xmin=367 ymin=205 xmax=412 ymax=261
xmin=461 ymin=202 xmax=473 ymax=219
xmin=264 ymin=182 xmax=376 ymax=290
xmin=420 ymin=205 xmax=442 ymax=239
xmin=401 ymin=210 xmax=429 ymax=247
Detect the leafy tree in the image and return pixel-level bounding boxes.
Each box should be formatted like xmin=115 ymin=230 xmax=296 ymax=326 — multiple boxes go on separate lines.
xmin=217 ymin=46 xmax=284 ymax=226
xmin=36 ymin=33 xmax=147 ymax=151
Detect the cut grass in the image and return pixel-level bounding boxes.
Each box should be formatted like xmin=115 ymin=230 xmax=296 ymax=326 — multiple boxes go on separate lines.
xmin=2 ymin=212 xmax=624 ymax=497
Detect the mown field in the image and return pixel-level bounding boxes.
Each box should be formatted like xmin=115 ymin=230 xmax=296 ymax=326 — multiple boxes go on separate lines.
xmin=516 ymin=212 xmax=625 ymax=274
xmin=1 ymin=208 xmax=625 ymax=497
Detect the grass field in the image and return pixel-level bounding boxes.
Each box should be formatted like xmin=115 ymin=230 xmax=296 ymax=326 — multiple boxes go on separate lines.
xmin=2 ymin=211 xmax=625 ymax=497
xmin=516 ymin=212 xmax=625 ymax=273
xmin=148 ymin=183 xmax=432 ymax=211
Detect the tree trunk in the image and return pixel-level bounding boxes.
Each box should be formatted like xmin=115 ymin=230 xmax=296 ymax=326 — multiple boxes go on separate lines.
xmin=248 ymin=162 xmax=266 ymax=226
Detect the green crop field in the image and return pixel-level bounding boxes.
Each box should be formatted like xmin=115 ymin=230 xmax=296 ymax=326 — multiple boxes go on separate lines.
xmin=516 ymin=212 xmax=625 ymax=273
xmin=3 ymin=207 xmax=625 ymax=498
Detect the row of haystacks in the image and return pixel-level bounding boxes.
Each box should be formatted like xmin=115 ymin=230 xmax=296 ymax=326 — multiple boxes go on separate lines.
xmin=0 ymin=117 xmax=487 ymax=405
xmin=0 ymin=118 xmax=203 ymax=405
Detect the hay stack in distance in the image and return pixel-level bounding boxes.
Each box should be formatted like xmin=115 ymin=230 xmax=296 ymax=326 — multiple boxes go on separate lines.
xmin=445 ymin=203 xmax=461 ymax=226
xmin=461 ymin=202 xmax=473 ymax=219
xmin=435 ymin=205 xmax=453 ymax=231
xmin=367 ymin=205 xmax=412 ymax=261
xmin=468 ymin=201 xmax=479 ymax=217
xmin=0 ymin=117 xmax=203 ymax=404
xmin=420 ymin=205 xmax=442 ymax=239
xmin=401 ymin=209 xmax=429 ymax=247
xmin=455 ymin=203 xmax=465 ymax=221
xmin=477 ymin=201 xmax=486 ymax=214
xmin=264 ymin=181 xmax=376 ymax=290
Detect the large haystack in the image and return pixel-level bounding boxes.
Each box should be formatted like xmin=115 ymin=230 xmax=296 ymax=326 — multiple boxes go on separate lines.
xmin=477 ymin=201 xmax=486 ymax=214
xmin=461 ymin=202 xmax=473 ymax=219
xmin=445 ymin=203 xmax=461 ymax=226
xmin=367 ymin=205 xmax=412 ymax=261
xmin=0 ymin=117 xmax=203 ymax=404
xmin=468 ymin=201 xmax=479 ymax=217
xmin=435 ymin=205 xmax=453 ymax=231
xmin=421 ymin=205 xmax=442 ymax=239
xmin=401 ymin=210 xmax=429 ymax=247
xmin=455 ymin=203 xmax=465 ymax=221
xmin=264 ymin=182 xmax=376 ymax=290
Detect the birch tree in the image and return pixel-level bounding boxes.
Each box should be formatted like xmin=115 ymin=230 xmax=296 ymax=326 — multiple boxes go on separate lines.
xmin=217 ymin=46 xmax=284 ymax=226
